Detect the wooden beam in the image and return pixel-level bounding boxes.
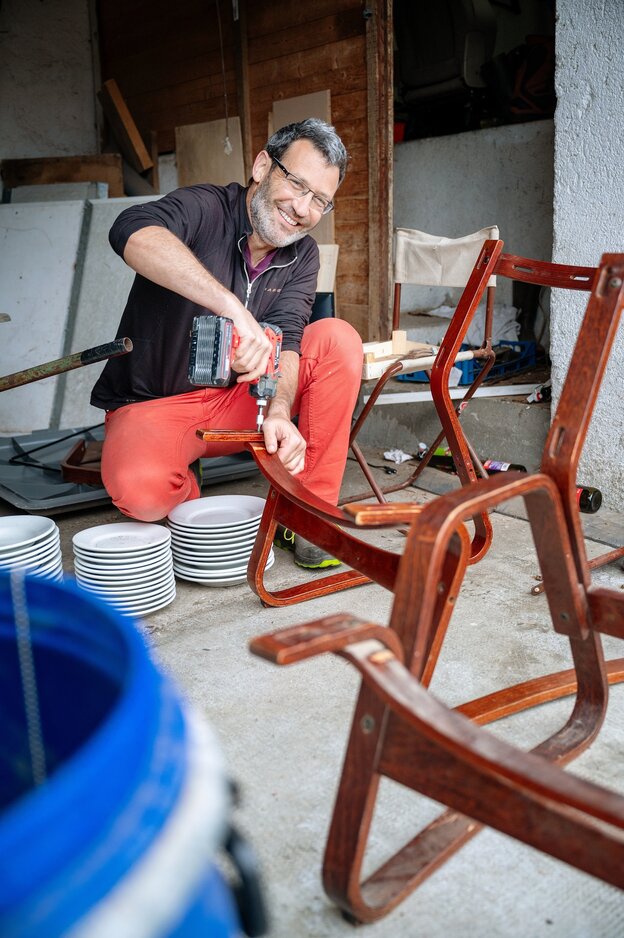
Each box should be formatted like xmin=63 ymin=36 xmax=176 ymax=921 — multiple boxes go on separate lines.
xmin=98 ymin=78 xmax=154 ymax=174
xmin=365 ymin=0 xmax=393 ymax=342
xmin=234 ymin=0 xmax=253 ymax=178
xmin=0 ymin=155 xmax=125 ymax=197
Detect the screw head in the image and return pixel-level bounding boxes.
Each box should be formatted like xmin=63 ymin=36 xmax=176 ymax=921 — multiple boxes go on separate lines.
xmin=360 ymin=714 xmax=375 ymax=734
xmin=609 ymin=277 xmax=622 ymax=288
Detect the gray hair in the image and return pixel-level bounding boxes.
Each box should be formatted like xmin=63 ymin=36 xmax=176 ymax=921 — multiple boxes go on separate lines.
xmin=265 ymin=118 xmax=348 ymax=186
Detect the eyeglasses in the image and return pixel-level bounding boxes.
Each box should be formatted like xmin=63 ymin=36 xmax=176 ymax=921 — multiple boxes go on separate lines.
xmin=270 ymin=156 xmax=334 ymax=215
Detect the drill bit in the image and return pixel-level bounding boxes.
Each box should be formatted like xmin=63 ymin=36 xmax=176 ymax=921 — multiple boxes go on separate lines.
xmin=256 ymin=399 xmax=268 ymax=431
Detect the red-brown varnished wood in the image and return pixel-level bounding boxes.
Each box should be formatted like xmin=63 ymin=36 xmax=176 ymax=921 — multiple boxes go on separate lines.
xmin=247 ymin=253 xmax=624 ymax=923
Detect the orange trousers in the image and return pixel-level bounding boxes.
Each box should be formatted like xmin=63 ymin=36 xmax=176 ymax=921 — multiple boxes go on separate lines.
xmin=101 ymin=318 xmax=363 ymax=521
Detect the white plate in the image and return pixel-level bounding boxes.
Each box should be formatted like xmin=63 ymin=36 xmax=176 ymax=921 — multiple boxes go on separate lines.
xmin=0 ymin=529 xmax=60 ymax=562
xmin=173 ymin=550 xmax=274 ymax=580
xmin=174 ymin=554 xmax=275 ymax=587
xmin=112 ymin=583 xmax=176 ymax=611
xmin=168 ymin=526 xmax=259 ymax=546
xmin=0 ymin=517 xmax=57 ymax=553
xmin=167 ymin=495 xmax=265 ymax=530
xmin=0 ymin=547 xmax=62 ymax=572
xmin=0 ymin=540 xmax=61 ymax=569
xmin=117 ymin=589 xmax=177 ymax=618
xmin=73 ymin=541 xmax=172 ymax=562
xmin=73 ymin=523 xmax=170 ymax=554
xmin=78 ymin=574 xmax=176 ymax=602
xmin=73 ymin=551 xmax=173 ymax=575
xmin=76 ymin=569 xmax=175 ymax=597
xmin=72 ymin=556 xmax=173 ymax=583
xmin=170 ymin=542 xmax=255 ymax=562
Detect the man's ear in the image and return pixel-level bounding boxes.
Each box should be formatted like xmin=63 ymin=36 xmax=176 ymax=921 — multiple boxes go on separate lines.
xmin=252 ymin=150 xmax=272 ymax=184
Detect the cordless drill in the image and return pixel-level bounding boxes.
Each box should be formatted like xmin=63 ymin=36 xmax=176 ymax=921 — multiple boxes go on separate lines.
xmin=188 ymin=315 xmax=282 ymax=430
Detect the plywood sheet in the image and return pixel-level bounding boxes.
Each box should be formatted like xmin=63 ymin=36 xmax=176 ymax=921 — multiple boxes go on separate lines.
xmin=272 ymin=90 xmax=331 ymax=129
xmin=0 ymin=202 xmax=86 ymax=433
xmin=175 ymin=117 xmax=245 ymax=187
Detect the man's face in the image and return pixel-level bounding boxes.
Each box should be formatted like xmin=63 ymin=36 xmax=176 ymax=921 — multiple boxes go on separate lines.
xmin=249 ymin=140 xmax=340 ymax=249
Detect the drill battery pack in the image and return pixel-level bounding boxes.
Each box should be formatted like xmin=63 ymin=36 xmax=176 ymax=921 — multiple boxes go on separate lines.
xmin=188 ymin=315 xmax=234 ymax=387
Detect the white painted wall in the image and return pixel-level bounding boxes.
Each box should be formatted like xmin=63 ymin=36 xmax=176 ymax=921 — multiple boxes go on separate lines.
xmin=393 ymin=120 xmax=554 ymax=310
xmin=552 ymin=1 xmax=624 ymax=509
xmin=0 ymin=0 xmax=97 ymax=164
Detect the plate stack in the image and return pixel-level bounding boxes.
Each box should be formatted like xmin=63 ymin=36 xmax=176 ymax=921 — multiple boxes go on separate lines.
xmin=167 ymin=495 xmax=272 ymax=586
xmin=72 ymin=522 xmax=175 ymax=617
xmin=0 ymin=516 xmax=63 ymax=582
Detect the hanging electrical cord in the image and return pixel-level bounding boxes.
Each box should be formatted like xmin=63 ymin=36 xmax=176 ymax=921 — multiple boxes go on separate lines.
xmin=215 ymin=0 xmax=233 ymax=155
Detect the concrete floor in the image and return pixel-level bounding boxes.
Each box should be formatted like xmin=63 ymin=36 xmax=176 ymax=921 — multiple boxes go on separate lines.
xmin=3 ymin=453 xmax=624 ymax=937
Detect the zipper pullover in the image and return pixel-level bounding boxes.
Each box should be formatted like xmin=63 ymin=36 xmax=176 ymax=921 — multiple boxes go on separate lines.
xmin=92 ymin=182 xmax=319 ymax=411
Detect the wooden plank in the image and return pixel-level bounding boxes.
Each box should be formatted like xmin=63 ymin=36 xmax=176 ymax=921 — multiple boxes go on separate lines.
xmin=366 ymin=0 xmax=393 ymax=342
xmin=234 ymin=0 xmax=253 ymax=179
xmin=248 ymin=0 xmax=362 ymax=35
xmin=249 ymin=36 xmax=366 ymax=90
xmin=0 ymin=155 xmax=125 ymax=198
xmin=98 ymin=78 xmax=153 ymax=174
xmin=175 ymin=117 xmax=246 ymax=187
xmin=248 ymin=9 xmax=364 ymax=65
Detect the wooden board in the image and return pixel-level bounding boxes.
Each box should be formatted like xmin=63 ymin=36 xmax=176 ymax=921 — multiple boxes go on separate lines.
xmin=0 ymin=155 xmax=125 ymax=198
xmin=98 ymin=78 xmax=153 ymax=175
xmin=175 ymin=117 xmax=246 ymax=187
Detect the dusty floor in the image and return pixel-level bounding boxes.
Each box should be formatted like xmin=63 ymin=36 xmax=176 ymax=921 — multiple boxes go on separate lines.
xmin=3 ymin=453 xmax=624 ymax=937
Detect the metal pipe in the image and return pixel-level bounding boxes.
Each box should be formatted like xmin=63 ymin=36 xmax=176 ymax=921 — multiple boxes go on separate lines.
xmin=0 ymin=337 xmax=133 ymax=392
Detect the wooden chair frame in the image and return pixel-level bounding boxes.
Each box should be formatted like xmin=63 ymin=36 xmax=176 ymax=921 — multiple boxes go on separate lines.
xmin=198 ymin=247 xmax=620 ymax=608
xmin=247 ymin=254 xmax=624 ymax=922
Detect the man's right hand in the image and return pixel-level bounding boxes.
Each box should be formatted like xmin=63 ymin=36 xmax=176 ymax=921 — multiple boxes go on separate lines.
xmin=227 ymin=305 xmax=273 ymax=383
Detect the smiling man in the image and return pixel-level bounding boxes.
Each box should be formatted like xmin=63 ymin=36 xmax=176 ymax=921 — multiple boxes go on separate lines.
xmin=91 ymin=119 xmax=363 ymax=569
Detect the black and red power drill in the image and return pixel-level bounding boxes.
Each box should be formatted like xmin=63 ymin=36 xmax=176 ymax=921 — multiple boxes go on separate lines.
xmin=188 ymin=315 xmax=282 ymax=430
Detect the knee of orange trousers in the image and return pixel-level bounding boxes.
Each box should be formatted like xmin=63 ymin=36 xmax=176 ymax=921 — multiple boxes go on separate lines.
xmin=102 ymin=456 xmax=197 ymax=522
xmin=297 ymin=318 xmax=363 ymax=401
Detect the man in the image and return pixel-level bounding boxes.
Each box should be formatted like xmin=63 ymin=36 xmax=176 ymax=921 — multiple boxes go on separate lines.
xmin=91 ymin=118 xmax=363 ymax=568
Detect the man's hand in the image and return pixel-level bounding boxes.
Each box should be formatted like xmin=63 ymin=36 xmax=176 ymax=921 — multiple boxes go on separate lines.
xmin=229 ymin=311 xmax=273 ymax=383
xmin=262 ymin=411 xmax=306 ymax=475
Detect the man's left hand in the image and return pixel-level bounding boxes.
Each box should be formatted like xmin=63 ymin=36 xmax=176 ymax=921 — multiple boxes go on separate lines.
xmin=262 ymin=413 xmax=306 ymax=475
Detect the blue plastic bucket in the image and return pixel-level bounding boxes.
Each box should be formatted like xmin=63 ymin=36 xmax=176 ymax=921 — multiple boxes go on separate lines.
xmin=0 ymin=571 xmax=241 ymax=937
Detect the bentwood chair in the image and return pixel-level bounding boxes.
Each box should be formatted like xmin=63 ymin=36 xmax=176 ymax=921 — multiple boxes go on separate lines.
xmin=198 ymin=244 xmax=623 ymax=608
xmin=248 ymin=254 xmax=624 ymax=922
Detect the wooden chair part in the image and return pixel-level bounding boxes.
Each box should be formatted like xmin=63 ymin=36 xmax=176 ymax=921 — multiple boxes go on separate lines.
xmin=247 ymin=254 xmax=624 ymax=921
xmin=350 ymin=237 xmax=504 ymax=564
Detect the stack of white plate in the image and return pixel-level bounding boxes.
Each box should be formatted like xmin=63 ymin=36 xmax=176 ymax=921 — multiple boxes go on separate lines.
xmin=0 ymin=516 xmax=63 ymax=582
xmin=167 ymin=495 xmax=272 ymax=587
xmin=72 ymin=522 xmax=175 ymax=617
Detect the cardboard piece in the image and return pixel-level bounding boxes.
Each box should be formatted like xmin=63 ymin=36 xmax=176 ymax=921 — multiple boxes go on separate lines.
xmin=175 ymin=117 xmax=245 ymax=187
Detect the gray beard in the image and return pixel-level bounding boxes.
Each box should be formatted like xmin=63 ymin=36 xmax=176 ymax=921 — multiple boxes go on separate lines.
xmin=249 ymin=178 xmax=309 ymax=248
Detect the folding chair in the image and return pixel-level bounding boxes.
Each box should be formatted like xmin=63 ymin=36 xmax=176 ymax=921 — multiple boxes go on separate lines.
xmin=247 ymin=253 xmax=624 ymax=921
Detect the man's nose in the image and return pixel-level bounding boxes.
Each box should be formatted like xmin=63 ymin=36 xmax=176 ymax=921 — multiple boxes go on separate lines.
xmin=291 ymin=191 xmax=314 ymax=216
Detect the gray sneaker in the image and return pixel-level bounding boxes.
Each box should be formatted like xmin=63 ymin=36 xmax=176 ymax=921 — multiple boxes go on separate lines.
xmin=274 ymin=526 xmax=342 ymax=570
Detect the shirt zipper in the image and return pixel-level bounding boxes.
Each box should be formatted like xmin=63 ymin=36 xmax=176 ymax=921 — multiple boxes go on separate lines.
xmin=237 ymin=235 xmax=297 ymax=309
